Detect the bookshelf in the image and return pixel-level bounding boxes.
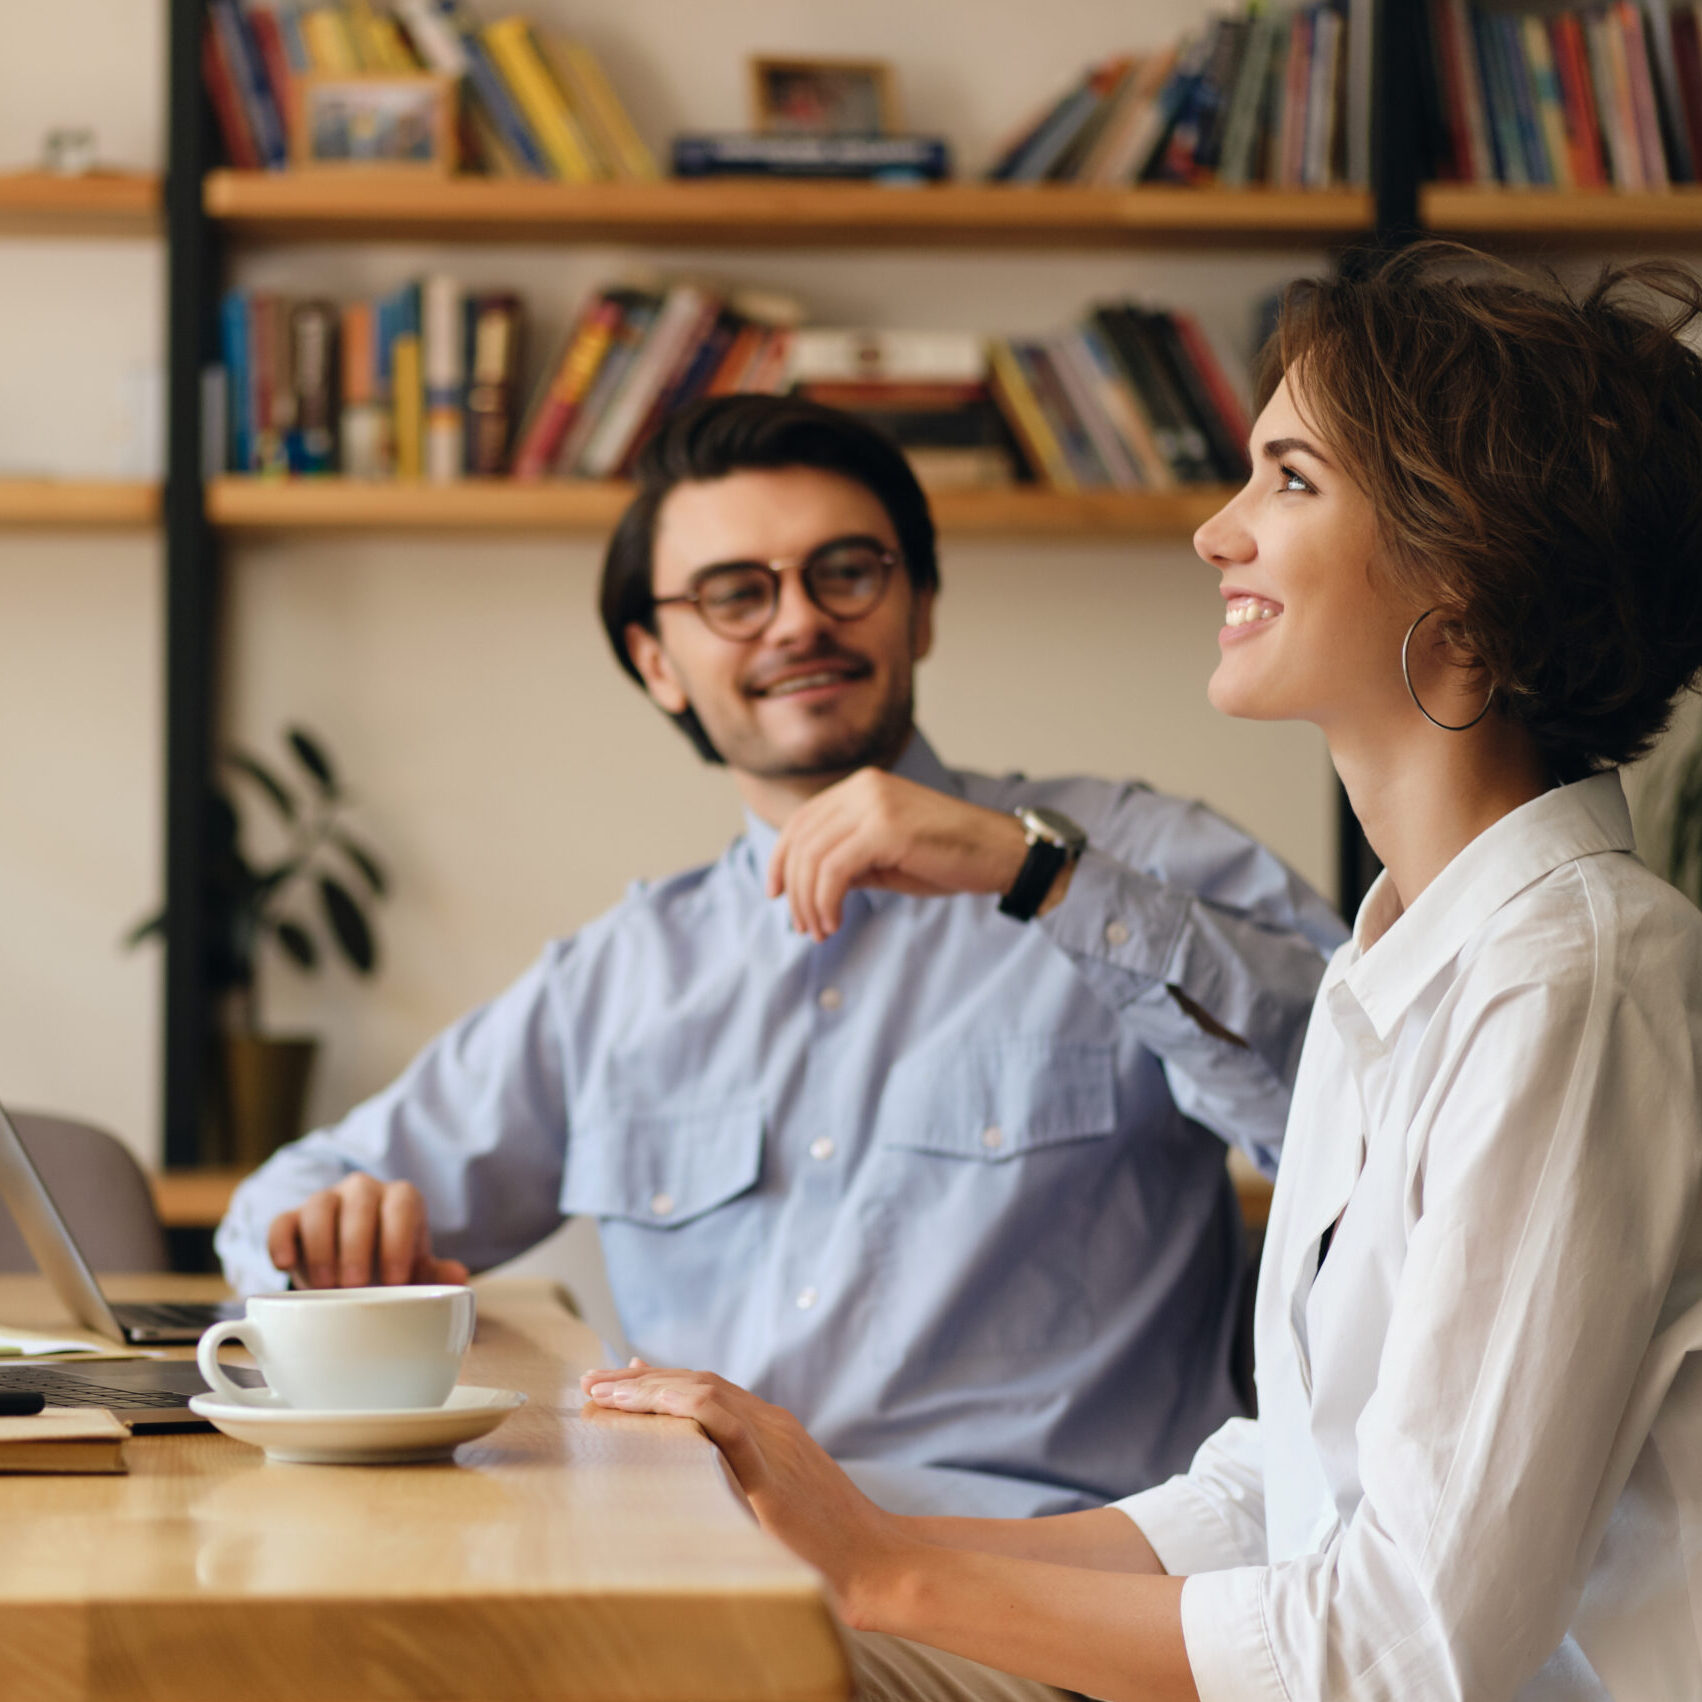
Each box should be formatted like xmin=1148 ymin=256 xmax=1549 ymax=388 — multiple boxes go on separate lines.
xmin=0 ymin=480 xmax=159 ymax=529
xmin=206 ymin=476 xmax=1235 ymax=538
xmin=205 ymin=170 xmax=1374 ymax=248
xmin=1422 ymin=185 xmax=1702 ymax=244
xmin=0 ymin=170 xmax=161 ymax=238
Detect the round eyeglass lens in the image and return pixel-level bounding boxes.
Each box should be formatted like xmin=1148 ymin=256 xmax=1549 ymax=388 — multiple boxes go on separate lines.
xmin=695 ymin=566 xmax=777 ymax=638
xmin=805 ymin=543 xmax=890 ymax=617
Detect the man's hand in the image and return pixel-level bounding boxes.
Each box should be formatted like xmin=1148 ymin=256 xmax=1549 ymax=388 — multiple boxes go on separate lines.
xmin=266 ymin=1175 xmax=471 ymax=1290
xmin=581 ymin=1360 xmax=921 ymax=1627
xmin=767 ymin=769 xmax=1036 ymax=941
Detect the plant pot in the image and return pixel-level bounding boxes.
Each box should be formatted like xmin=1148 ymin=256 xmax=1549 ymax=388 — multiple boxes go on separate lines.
xmin=222 ymin=1033 xmax=318 ymax=1171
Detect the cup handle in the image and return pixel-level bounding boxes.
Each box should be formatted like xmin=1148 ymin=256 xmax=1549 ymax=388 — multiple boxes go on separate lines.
xmin=196 ymin=1319 xmax=269 ymax=1405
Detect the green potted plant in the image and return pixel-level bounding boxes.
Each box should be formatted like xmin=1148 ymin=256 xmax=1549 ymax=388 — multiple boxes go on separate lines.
xmin=130 ymin=726 xmax=388 ymax=1167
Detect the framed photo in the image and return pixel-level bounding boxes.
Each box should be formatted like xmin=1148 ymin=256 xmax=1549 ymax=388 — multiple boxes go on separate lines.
xmin=291 ymin=73 xmax=458 ymax=172
xmin=748 ymin=57 xmax=898 ymax=137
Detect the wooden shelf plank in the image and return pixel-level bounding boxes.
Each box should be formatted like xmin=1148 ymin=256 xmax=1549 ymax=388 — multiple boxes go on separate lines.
xmin=0 ymin=171 xmax=160 ymax=237
xmin=0 ymin=480 xmax=160 ymax=528
xmin=204 ymin=171 xmax=1373 ymax=248
xmin=207 ymin=476 xmax=1233 ymax=538
xmin=1422 ymin=184 xmax=1702 ymax=243
xmin=150 ymin=1167 xmax=246 ymax=1230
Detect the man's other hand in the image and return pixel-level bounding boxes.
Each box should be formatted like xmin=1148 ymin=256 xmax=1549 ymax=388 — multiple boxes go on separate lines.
xmin=767 ymin=769 xmax=1032 ymax=941
xmin=266 ymin=1175 xmax=471 ymax=1289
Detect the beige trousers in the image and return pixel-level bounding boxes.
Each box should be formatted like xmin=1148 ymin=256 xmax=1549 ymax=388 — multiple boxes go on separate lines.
xmin=842 ymin=1628 xmax=1081 ymax=1702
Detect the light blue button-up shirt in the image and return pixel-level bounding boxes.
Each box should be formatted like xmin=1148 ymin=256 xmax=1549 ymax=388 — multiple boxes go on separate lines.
xmin=218 ymin=733 xmax=1344 ymax=1515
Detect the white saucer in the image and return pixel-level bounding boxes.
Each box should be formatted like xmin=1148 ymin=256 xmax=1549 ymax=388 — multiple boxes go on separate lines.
xmin=188 ymin=1385 xmax=528 ymax=1464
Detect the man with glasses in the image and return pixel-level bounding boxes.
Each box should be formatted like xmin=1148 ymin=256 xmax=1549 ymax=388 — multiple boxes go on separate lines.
xmin=219 ymin=395 xmax=1344 ymax=1518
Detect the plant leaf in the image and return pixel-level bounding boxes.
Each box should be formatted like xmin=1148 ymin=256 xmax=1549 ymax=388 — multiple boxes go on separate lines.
xmin=288 ymin=726 xmax=339 ymax=799
xmin=319 ymin=875 xmax=375 ymax=973
xmin=226 ymin=752 xmax=297 ymax=822
xmin=124 ymin=912 xmax=165 ymax=949
xmin=273 ymin=918 xmax=319 ymax=969
xmin=334 ymin=831 xmax=388 ymax=897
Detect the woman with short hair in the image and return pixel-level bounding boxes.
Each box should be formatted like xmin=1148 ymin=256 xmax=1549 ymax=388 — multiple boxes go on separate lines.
xmin=584 ymin=244 xmax=1702 ymax=1702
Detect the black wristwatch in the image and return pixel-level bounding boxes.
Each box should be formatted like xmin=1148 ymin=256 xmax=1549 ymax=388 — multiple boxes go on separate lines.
xmin=997 ymin=806 xmax=1088 ymax=922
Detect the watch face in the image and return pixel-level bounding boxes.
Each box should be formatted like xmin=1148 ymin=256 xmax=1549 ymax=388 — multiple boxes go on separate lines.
xmin=1021 ymin=807 xmax=1088 ymax=855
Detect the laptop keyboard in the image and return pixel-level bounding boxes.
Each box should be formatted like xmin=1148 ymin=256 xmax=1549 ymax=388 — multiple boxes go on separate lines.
xmin=0 ymin=1367 xmax=186 ymax=1408
xmin=115 ymin=1302 xmax=234 ymax=1329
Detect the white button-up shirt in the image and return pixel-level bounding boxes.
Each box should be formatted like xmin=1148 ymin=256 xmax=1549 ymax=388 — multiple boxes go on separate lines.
xmin=1122 ymin=772 xmax=1702 ymax=1700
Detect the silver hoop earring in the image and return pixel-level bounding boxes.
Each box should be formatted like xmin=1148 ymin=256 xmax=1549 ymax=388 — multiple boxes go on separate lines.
xmin=1401 ymin=609 xmax=1494 ymax=732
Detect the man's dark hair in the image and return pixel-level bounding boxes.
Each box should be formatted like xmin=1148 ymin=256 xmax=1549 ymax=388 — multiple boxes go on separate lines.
xmin=599 ymin=394 xmax=940 ymax=763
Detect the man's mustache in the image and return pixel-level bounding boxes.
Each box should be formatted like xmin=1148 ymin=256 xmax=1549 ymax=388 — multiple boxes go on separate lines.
xmin=741 ymin=641 xmax=875 ymax=697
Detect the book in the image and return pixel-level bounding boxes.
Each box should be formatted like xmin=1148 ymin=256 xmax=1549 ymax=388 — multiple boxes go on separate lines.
xmin=579 ymin=284 xmax=719 ymax=479
xmin=287 ymin=298 xmax=339 ymax=473
xmin=243 ymin=4 xmax=298 ymax=152
xmin=1007 ymin=57 xmax=1135 ymax=183
xmin=790 ymin=329 xmax=985 ymax=388
xmin=987 ymin=338 xmax=1074 ymax=488
xmin=482 ymin=16 xmax=600 ymax=182
xmin=671 ymin=133 xmax=951 ymax=180
xmin=542 ymin=39 xmax=660 ymax=181
xmin=511 ymin=289 xmax=626 ymax=479
xmin=422 ymin=274 xmax=464 ymax=484
xmin=340 ymin=300 xmax=387 ymax=477
xmin=221 ymin=290 xmax=255 ymax=471
xmin=1643 ymin=0 xmax=1695 ymax=180
xmin=0 ymin=1408 xmax=127 ymax=1475
xmin=1074 ymin=321 xmax=1175 ymax=487
xmin=1046 ymin=331 xmax=1144 ymax=487
xmin=210 ymin=0 xmax=287 ymax=168
xmin=464 ymin=292 xmax=525 ymax=475
xmin=559 ymin=288 xmax=660 ymax=474
xmin=1620 ymin=0 xmax=1673 ymax=185
xmin=300 ymin=4 xmax=362 ymax=73
xmin=204 ymin=23 xmax=262 ymax=171
xmin=1672 ymin=5 xmax=1702 ymax=178
xmin=1524 ymin=15 xmax=1575 ymax=188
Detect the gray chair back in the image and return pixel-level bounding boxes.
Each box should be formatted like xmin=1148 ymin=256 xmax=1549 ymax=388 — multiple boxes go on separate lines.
xmin=0 ymin=1112 xmax=169 ymax=1273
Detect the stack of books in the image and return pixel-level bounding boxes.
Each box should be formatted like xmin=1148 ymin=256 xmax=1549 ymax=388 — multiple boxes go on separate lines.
xmin=220 ymin=279 xmax=526 ymax=479
xmin=787 ymin=332 xmax=1020 ymax=489
xmin=987 ymin=2 xmax=1371 ymax=189
xmin=988 ymin=309 xmax=1251 ymax=490
xmin=203 ymin=0 xmax=657 ymax=179
xmin=1422 ymin=0 xmax=1702 ymax=188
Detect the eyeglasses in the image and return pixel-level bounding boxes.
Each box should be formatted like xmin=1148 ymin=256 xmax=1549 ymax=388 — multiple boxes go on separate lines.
xmin=649 ymin=535 xmax=900 ymax=641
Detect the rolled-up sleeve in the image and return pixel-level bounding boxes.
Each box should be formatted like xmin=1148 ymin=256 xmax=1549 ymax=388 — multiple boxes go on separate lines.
xmin=216 ymin=943 xmax=575 ymax=1293
xmin=1040 ymin=788 xmax=1343 ymax=1174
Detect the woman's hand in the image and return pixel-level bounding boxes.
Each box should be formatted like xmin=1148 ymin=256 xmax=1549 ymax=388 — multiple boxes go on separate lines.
xmin=580 ymin=1360 xmax=917 ymax=1623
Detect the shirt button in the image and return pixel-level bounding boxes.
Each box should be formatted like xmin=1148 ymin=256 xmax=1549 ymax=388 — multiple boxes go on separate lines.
xmin=817 ymin=986 xmax=843 ymax=1012
xmin=981 ymin=1125 xmax=1005 ymax=1152
xmin=795 ymin=1287 xmax=818 ymax=1310
xmin=649 ymin=1192 xmax=673 ymax=1217
xmin=809 ymin=1136 xmax=835 ymax=1161
xmin=1105 ymin=920 xmax=1131 ymax=947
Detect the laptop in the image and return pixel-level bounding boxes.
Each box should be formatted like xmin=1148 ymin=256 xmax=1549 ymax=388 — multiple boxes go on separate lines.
xmin=0 ymin=1100 xmax=258 ymax=1427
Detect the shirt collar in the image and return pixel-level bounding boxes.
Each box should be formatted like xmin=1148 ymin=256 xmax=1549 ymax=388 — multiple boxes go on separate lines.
xmin=737 ymin=728 xmax=960 ymax=882
xmin=1329 ymin=770 xmax=1636 ymax=1045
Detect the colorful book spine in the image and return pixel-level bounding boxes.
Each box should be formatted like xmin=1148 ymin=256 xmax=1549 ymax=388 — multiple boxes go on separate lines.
xmin=482 ymin=16 xmax=600 ymax=182
xmin=339 ymin=301 xmax=386 ymax=477
xmin=543 ymin=40 xmax=660 ymax=181
xmin=287 ymin=298 xmax=338 ymax=473
xmin=210 ymin=0 xmax=287 ymax=168
xmin=204 ymin=23 xmax=261 ymax=170
xmin=464 ymin=293 xmax=525 ymax=475
xmin=450 ymin=11 xmax=551 ymax=177
xmin=221 ymin=291 xmax=254 ymax=472
xmin=510 ymin=292 xmax=624 ymax=479
xmin=422 ymin=275 xmax=464 ymax=484
xmin=987 ymin=339 xmax=1075 ymax=489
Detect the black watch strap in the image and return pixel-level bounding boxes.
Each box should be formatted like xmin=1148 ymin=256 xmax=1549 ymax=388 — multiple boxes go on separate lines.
xmin=997 ymin=807 xmax=1087 ymax=922
xmin=997 ymin=838 xmax=1070 ymax=922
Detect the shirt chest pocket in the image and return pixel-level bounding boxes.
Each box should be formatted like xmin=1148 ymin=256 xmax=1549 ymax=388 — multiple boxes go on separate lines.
xmin=878 ymin=1038 xmax=1117 ymax=1164
xmin=559 ymin=1097 xmax=765 ymax=1227
xmin=867 ymin=1040 xmax=1119 ymax=1361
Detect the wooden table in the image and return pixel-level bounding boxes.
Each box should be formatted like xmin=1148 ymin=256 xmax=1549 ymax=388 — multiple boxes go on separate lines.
xmin=0 ymin=1276 xmax=848 ymax=1702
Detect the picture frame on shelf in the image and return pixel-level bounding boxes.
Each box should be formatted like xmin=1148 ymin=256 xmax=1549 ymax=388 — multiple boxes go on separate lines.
xmin=748 ymin=56 xmax=898 ymax=136
xmin=290 ymin=73 xmax=457 ymax=172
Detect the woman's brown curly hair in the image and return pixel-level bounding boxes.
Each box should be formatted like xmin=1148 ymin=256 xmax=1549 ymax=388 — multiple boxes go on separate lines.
xmin=1256 ymin=241 xmax=1702 ymax=781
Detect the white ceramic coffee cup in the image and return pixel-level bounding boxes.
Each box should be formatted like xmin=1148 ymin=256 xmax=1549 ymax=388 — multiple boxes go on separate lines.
xmin=197 ymin=1285 xmax=476 ymax=1411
